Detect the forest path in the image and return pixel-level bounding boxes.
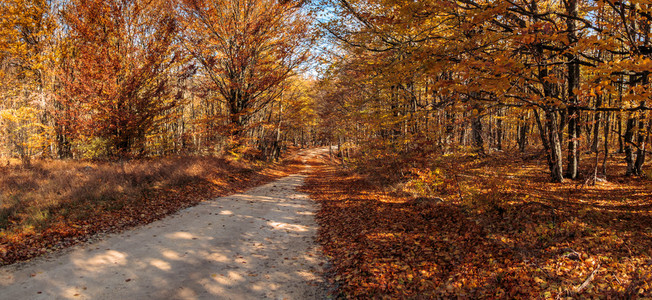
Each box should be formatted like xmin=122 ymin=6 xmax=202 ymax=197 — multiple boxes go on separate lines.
xmin=0 ymin=148 xmax=329 ymax=300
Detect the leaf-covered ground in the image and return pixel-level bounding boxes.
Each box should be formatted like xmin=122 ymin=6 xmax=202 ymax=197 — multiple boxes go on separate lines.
xmin=302 ymin=151 xmax=652 ymax=298
xmin=0 ymin=151 xmax=304 ymax=266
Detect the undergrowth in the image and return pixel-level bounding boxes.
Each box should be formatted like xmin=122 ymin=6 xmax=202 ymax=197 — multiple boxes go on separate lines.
xmin=0 ymin=150 xmax=303 ymax=265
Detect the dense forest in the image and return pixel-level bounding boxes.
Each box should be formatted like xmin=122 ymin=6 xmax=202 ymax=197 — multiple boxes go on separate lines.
xmin=2 ymin=0 xmax=652 ymax=298
xmin=2 ymin=0 xmax=652 ymax=181
xmin=1 ymin=0 xmax=319 ymax=162
xmin=317 ymin=0 xmax=652 ymax=183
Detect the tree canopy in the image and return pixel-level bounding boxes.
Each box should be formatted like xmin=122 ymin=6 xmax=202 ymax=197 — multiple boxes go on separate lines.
xmin=0 ymin=0 xmax=651 ymax=179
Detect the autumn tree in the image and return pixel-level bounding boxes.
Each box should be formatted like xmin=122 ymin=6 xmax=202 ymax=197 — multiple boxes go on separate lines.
xmin=0 ymin=107 xmax=52 ymax=165
xmin=179 ymin=0 xmax=312 ymax=146
xmin=0 ymin=0 xmax=56 ymax=162
xmin=57 ymin=0 xmax=184 ymax=157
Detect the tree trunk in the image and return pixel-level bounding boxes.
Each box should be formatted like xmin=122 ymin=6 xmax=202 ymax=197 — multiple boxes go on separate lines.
xmin=496 ymin=108 xmax=503 ymax=150
xmin=602 ymin=96 xmax=612 ymax=176
xmin=566 ymin=107 xmax=580 ymax=179
xmin=56 ymin=126 xmax=72 ymax=158
xmin=471 ymin=114 xmax=485 ymax=155
xmin=534 ymin=108 xmax=564 ymax=183
xmin=634 ymin=13 xmax=651 ymax=176
xmin=591 ymin=95 xmax=602 ymax=153
xmin=602 ymin=113 xmax=611 ymax=176
xmin=634 ymin=114 xmax=650 ymax=175
xmin=518 ymin=113 xmax=529 ymax=152
xmin=617 ymin=80 xmax=624 ymax=153
xmin=565 ymin=0 xmax=580 ymax=179
xmin=624 ymin=114 xmax=637 ymax=176
xmin=547 ymin=110 xmax=564 ymax=182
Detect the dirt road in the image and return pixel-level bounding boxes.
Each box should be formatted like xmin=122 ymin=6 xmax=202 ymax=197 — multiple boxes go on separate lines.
xmin=0 ymin=149 xmax=328 ymax=299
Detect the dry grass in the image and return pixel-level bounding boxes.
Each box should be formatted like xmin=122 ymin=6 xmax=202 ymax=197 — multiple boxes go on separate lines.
xmin=0 ymin=150 xmax=304 ymax=265
xmin=1 ymin=158 xmax=217 ymax=228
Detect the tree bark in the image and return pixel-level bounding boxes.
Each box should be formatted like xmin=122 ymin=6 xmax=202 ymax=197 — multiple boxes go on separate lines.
xmin=634 ymin=114 xmax=650 ymax=175
xmin=547 ymin=109 xmax=564 ymax=182
xmin=624 ymin=114 xmax=637 ymax=176
xmin=602 ymin=96 xmax=612 ymax=176
xmin=471 ymin=114 xmax=485 ymax=155
xmin=518 ymin=113 xmax=529 ymax=152
xmin=534 ymin=108 xmax=564 ymax=183
xmin=565 ymin=0 xmax=580 ymax=179
xmin=591 ymin=95 xmax=603 ymax=153
xmin=496 ymin=108 xmax=503 ymax=150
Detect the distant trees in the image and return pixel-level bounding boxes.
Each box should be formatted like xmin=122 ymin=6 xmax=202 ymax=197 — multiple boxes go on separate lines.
xmin=179 ymin=0 xmax=312 ymax=143
xmin=0 ymin=107 xmax=51 ymax=165
xmin=0 ymin=0 xmax=56 ymax=162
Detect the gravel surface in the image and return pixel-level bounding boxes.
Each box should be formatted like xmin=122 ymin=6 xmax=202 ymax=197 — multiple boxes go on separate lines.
xmin=0 ymin=149 xmax=329 ymax=300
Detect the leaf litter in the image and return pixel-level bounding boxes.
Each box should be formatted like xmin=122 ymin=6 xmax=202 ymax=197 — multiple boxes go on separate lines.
xmin=302 ymin=151 xmax=652 ymax=298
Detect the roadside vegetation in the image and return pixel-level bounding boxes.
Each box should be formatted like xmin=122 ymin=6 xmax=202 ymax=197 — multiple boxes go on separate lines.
xmin=0 ymin=149 xmax=304 ymax=265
